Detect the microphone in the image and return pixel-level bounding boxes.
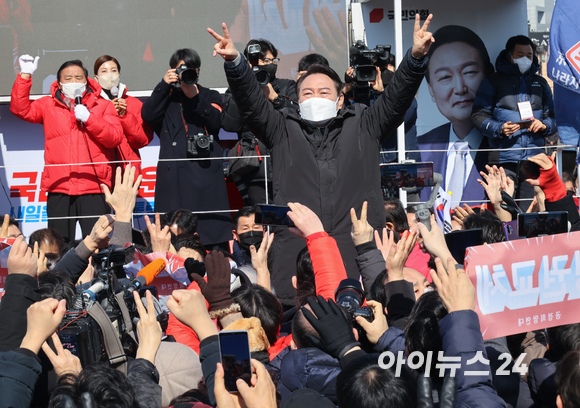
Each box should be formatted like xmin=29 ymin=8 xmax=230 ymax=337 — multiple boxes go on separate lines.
xmin=74 ymin=88 xmax=83 ymax=106
xmin=110 ymin=86 xmax=119 ymax=97
xmin=125 ymin=258 xmax=166 ymax=295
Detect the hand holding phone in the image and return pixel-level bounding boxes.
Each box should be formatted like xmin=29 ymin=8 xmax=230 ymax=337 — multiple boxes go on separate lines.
xmin=219 ymin=331 xmax=252 ymax=392
xmin=255 ymin=204 xmax=295 ymax=227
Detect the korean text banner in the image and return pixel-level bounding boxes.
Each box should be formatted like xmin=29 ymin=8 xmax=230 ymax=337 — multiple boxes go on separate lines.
xmin=548 ymin=0 xmax=580 ymax=94
xmin=465 ymin=232 xmax=580 ymax=340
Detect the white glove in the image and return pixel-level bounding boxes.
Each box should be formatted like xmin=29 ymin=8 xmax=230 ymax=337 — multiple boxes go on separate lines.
xmin=19 ymin=55 xmax=39 ymax=75
xmin=74 ymin=105 xmax=90 ymax=123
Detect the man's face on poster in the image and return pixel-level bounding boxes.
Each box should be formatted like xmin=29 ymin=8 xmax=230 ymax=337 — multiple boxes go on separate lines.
xmin=427 ymin=42 xmax=485 ymax=126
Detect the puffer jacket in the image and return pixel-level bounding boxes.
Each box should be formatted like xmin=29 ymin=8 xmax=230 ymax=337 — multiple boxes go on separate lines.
xmin=527 ymin=357 xmax=558 ymax=408
xmin=472 ymin=50 xmax=556 ymax=163
xmin=10 ymin=75 xmax=123 ymax=194
xmin=278 ymin=347 xmax=341 ymax=404
xmin=99 ymin=84 xmax=154 ymax=177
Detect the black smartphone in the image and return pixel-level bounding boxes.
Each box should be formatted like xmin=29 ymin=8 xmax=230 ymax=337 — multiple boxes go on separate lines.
xmin=380 ymin=162 xmax=434 ymax=193
xmin=132 ymin=228 xmax=147 ymax=247
xmin=444 ymin=228 xmax=484 ymax=265
xmin=514 ymin=120 xmax=533 ymax=129
xmin=219 ymin=330 xmax=252 ymax=392
xmin=502 ymin=220 xmax=524 ymax=241
xmin=517 ymin=212 xmax=568 ymax=238
xmin=519 ymin=160 xmax=541 ymax=180
xmin=254 ymin=204 xmax=295 ymax=227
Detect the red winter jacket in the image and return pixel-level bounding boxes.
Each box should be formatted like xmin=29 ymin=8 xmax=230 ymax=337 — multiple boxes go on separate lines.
xmin=99 ymin=84 xmax=154 ymax=178
xmin=10 ymin=75 xmax=123 ymax=195
xmin=307 ymin=231 xmax=348 ymax=299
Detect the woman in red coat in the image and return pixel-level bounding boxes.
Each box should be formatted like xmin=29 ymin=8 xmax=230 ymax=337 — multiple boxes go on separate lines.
xmin=10 ymin=55 xmax=123 ymax=242
xmin=93 ymin=55 xmax=154 ymax=179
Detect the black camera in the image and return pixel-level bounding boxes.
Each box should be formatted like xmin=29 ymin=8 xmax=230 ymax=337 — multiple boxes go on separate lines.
xmin=335 ymin=278 xmax=374 ymax=323
xmin=173 ymin=64 xmax=198 ymax=88
xmin=57 ymin=245 xmax=139 ymax=367
xmin=348 ymin=41 xmax=391 ymax=82
xmin=187 ymin=132 xmax=214 ymax=158
xmin=247 ymin=44 xmax=270 ymax=86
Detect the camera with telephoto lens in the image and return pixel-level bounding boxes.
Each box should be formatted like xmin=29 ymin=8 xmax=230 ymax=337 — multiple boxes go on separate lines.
xmin=186 ymin=132 xmax=214 ymax=158
xmin=346 ymin=41 xmax=391 ymax=104
xmin=58 ymin=245 xmax=140 ymax=367
xmin=335 ymin=278 xmax=374 ymax=323
xmin=172 ymin=64 xmax=198 ymax=88
xmin=247 ymin=44 xmax=270 ymax=86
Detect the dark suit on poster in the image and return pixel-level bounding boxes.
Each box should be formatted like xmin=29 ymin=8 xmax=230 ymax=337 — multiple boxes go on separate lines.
xmin=418 ymin=123 xmax=488 ymax=205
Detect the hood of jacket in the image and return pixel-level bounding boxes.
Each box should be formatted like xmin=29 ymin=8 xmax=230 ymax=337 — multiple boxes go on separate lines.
xmin=278 ymin=347 xmax=341 ymax=403
xmin=495 ymin=49 xmax=541 ymax=78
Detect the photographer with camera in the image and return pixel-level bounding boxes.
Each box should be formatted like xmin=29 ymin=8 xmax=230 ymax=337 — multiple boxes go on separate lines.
xmin=222 ymin=39 xmax=297 ymax=205
xmin=141 ymin=48 xmax=232 ymax=249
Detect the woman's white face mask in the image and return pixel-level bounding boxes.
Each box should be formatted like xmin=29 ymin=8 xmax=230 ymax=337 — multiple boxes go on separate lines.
xmin=97 ymin=72 xmax=120 ymax=91
xmin=299 ymin=97 xmax=340 ymax=123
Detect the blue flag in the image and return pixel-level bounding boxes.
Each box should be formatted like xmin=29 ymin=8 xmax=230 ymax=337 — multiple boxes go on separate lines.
xmin=548 ymin=0 xmax=580 ymax=148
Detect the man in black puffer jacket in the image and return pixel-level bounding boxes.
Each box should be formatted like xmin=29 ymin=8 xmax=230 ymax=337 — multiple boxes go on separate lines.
xmin=222 ymin=38 xmax=298 ymax=206
xmin=209 ymin=15 xmax=434 ymax=306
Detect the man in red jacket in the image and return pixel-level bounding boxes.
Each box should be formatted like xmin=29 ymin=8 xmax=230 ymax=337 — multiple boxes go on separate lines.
xmin=10 ymin=55 xmax=123 ymax=241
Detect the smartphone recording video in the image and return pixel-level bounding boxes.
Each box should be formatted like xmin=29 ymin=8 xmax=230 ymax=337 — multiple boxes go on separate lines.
xmin=219 ymin=330 xmax=252 ymax=392
xmin=380 ymin=162 xmax=434 ymax=198
xmin=254 ymin=204 xmax=295 ymax=227
xmin=517 ymin=212 xmax=568 ymax=238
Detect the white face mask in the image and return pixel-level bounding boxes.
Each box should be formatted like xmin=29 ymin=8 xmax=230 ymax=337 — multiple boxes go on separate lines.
xmin=97 ymin=72 xmax=120 ymax=91
xmin=60 ymin=82 xmax=86 ymax=100
xmin=513 ymin=56 xmax=533 ymax=74
xmin=299 ymin=97 xmax=340 ymax=123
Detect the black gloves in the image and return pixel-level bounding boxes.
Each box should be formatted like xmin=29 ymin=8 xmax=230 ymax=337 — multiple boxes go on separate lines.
xmin=417 ymin=374 xmax=456 ymax=408
xmin=301 ymin=295 xmax=361 ymax=359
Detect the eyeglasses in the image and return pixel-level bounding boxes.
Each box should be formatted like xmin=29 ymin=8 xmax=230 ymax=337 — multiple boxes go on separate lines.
xmin=259 ymin=58 xmax=280 ymax=65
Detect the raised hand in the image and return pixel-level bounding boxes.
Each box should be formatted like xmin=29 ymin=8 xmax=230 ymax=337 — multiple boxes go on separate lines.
xmin=250 ymin=231 xmax=274 ymax=291
xmin=0 ymin=214 xmax=9 ymax=239
xmin=101 ymin=166 xmax=142 ymax=223
xmin=20 ymin=298 xmax=67 ymax=354
xmin=42 ymin=333 xmax=82 ymax=377
xmin=84 ymin=214 xmax=114 ymax=252
xmin=166 ymin=289 xmax=217 ymax=341
xmin=350 ymin=201 xmax=374 ymax=246
xmin=411 ymin=14 xmax=434 ymax=59
xmin=19 ymin=54 xmax=39 ymax=76
xmin=451 ymin=204 xmax=475 ymax=230
xmin=385 ymin=230 xmax=418 ymax=281
xmin=430 ymin=257 xmax=475 ymax=313
xmin=288 ymin=202 xmax=325 ymax=239
xmin=207 ymin=23 xmax=239 ymax=61
xmin=7 ymin=236 xmax=38 ymax=277
xmin=144 ymin=213 xmax=171 ymax=253
xmin=134 ymin=290 xmax=162 ymax=363
xmin=374 ymin=228 xmax=396 ymax=263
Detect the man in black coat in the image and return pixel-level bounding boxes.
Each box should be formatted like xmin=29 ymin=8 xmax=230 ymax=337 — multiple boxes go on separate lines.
xmin=142 ymin=48 xmax=232 ymax=248
xmin=208 ymin=16 xmax=435 ymax=305
xmin=222 ymin=38 xmax=298 ymax=206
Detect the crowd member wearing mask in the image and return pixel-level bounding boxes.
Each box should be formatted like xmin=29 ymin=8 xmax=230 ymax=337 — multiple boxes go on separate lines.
xmin=472 ymin=35 xmax=557 ymax=201
xmin=93 ymin=55 xmax=154 ymax=178
xmin=10 ymin=56 xmax=123 ymax=242
xmin=141 ymin=48 xmax=232 ymax=249
xmin=208 ymin=15 xmax=434 ymax=307
xmin=222 ymin=38 xmax=297 ymax=206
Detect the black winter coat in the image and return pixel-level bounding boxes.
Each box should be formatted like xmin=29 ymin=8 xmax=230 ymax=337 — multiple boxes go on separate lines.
xmin=225 ymin=50 xmax=426 ymax=303
xmin=141 ymin=81 xmax=232 ymax=245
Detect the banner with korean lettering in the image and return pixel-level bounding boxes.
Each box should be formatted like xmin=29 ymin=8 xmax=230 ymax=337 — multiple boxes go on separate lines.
xmin=465 ymin=232 xmax=580 ymax=340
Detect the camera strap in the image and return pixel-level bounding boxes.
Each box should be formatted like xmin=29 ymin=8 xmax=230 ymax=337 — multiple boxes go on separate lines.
xmin=87 ymin=302 xmax=128 ymax=375
xmin=179 ymin=96 xmax=210 ymax=140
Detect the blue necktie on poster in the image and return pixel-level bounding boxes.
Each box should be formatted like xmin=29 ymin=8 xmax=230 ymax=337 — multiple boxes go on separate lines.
xmin=548 ymin=0 xmax=580 ymax=148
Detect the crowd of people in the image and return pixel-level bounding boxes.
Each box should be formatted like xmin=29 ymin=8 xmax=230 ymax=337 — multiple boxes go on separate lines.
xmin=1 ymin=11 xmax=579 ymax=408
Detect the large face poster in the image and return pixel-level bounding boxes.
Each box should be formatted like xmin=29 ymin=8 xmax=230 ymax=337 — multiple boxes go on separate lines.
xmin=0 ymin=0 xmax=348 ymax=96
xmin=361 ymin=0 xmax=528 ymax=226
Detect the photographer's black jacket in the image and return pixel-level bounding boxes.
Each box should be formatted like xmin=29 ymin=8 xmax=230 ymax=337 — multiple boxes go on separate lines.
xmin=221 ymin=77 xmax=297 ymax=184
xmin=225 ymin=50 xmax=427 ymax=304
xmin=141 ymin=81 xmax=232 ymax=246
